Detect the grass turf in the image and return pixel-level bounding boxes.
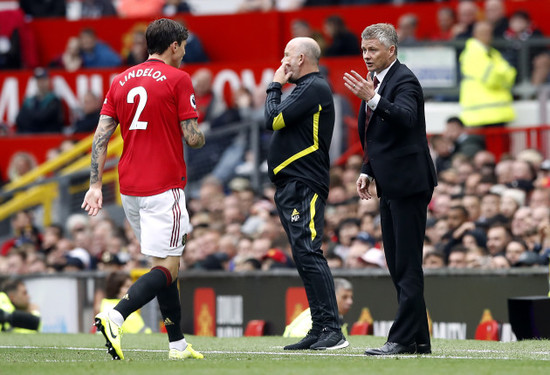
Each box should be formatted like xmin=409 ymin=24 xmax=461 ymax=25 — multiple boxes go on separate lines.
xmin=1 ymin=333 xmax=549 ymax=375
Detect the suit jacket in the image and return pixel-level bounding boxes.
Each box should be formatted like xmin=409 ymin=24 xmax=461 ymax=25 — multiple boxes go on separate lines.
xmin=358 ymin=60 xmax=437 ymax=199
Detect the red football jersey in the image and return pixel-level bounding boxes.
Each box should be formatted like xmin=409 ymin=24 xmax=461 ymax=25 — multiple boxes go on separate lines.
xmin=101 ymin=59 xmax=198 ymax=196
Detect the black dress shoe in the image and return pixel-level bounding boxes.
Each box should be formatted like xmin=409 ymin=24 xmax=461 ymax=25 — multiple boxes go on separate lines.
xmin=364 ymin=342 xmax=417 ymax=356
xmin=416 ymin=343 xmax=431 ymax=354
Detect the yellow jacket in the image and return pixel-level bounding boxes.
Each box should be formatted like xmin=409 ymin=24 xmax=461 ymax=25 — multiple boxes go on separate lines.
xmin=100 ymin=298 xmax=151 ymax=334
xmin=282 ymin=308 xmax=348 ymax=338
xmin=459 ymin=38 xmax=516 ymax=127
xmin=0 ymin=292 xmax=40 ymax=333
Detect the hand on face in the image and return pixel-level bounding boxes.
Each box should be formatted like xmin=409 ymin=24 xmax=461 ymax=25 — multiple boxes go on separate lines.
xmin=273 ymin=62 xmax=292 ymax=85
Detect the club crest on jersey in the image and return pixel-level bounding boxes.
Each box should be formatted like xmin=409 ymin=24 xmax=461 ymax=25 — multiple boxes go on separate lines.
xmin=190 ymin=94 xmax=196 ymax=109
xmin=291 ymin=209 xmax=300 ymax=222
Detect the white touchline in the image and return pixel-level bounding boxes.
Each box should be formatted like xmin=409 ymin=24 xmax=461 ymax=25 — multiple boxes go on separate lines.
xmin=0 ymin=346 xmax=549 ymax=361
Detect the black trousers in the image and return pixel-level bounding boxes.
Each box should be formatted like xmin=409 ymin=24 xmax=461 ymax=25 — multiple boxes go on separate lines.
xmin=380 ymin=189 xmax=433 ymax=346
xmin=274 ymin=180 xmax=340 ymax=332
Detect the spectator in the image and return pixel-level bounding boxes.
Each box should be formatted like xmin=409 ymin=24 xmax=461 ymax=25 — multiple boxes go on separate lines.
xmin=459 ymin=21 xmax=516 ymax=129
xmin=536 ymin=159 xmax=550 ymax=188
xmin=0 ymin=9 xmax=39 ymax=69
xmin=423 ymin=249 xmax=446 ymax=269
xmin=16 ymin=68 xmax=64 ymax=133
xmin=397 ymin=13 xmax=419 ymax=46
xmin=116 ymin=0 xmax=164 ymax=18
xmin=462 ymin=194 xmax=481 ymax=222
xmin=180 ymin=27 xmax=208 ymax=64
xmin=430 ymin=134 xmax=454 ymax=173
xmin=489 ymin=254 xmax=510 ymax=269
xmin=502 ymin=10 xmax=546 ymax=84
xmin=443 ymin=116 xmax=485 ymax=159
xmin=81 ymin=0 xmax=118 ymax=18
xmin=50 ymin=37 xmax=82 ymax=72
xmin=505 ymin=239 xmax=528 ymax=267
xmin=291 ymin=19 xmax=327 ymax=54
xmin=495 ymin=158 xmax=515 ymax=185
xmin=70 ymin=91 xmax=101 ymax=133
xmin=79 ymin=28 xmax=121 ymax=68
xmin=283 ymin=278 xmax=353 ymax=338
xmin=431 ymin=7 xmax=456 ymax=41
xmin=530 ymin=187 xmax=550 ymax=209
xmin=473 ymin=150 xmax=496 ymax=175
xmin=98 ymin=271 xmax=152 ymax=334
xmin=448 ymin=245 xmax=468 ymax=268
xmin=486 ymin=224 xmax=512 ymax=257
xmin=359 ymin=248 xmax=386 ymax=269
xmin=163 ymin=0 xmax=191 ymax=16
xmin=124 ymin=31 xmax=148 ymax=66
xmin=499 ymin=188 xmax=525 ymax=221
xmin=0 ymin=211 xmax=41 ymax=257
xmin=441 ymin=205 xmax=472 ymax=248
xmin=452 ymin=0 xmax=479 ymax=40
xmin=333 ymin=218 xmax=362 ymax=261
xmin=19 ymin=0 xmax=65 ymax=18
xmin=476 ymin=192 xmax=507 ymax=230
xmin=484 ymin=0 xmax=508 ymax=39
xmin=6 ymin=152 xmax=37 ymax=183
xmin=323 ymin=15 xmax=359 ymax=57
xmin=40 ymin=224 xmax=64 ymax=255
xmin=199 ymin=87 xmax=254 ymax=184
xmin=0 ymin=279 xmax=41 ymax=333
xmin=191 ymin=68 xmax=225 ymax=125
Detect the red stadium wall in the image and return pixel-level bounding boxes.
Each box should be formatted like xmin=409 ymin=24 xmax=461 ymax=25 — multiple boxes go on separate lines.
xmin=25 ymin=0 xmax=550 ymax=68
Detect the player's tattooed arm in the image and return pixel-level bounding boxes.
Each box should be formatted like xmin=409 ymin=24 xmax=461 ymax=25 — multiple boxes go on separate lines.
xmin=90 ymin=115 xmax=117 ymax=185
xmin=181 ymin=118 xmax=205 ymax=149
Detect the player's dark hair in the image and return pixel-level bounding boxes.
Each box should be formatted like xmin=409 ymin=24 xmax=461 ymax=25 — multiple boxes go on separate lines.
xmin=146 ymin=18 xmax=189 ymax=55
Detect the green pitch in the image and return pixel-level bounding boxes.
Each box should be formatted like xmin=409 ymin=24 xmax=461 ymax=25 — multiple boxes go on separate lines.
xmin=1 ymin=334 xmax=549 ymax=375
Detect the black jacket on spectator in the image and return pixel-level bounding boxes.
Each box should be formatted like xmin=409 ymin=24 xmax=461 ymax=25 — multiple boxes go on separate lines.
xmin=16 ymin=93 xmax=64 ymax=133
xmin=19 ymin=0 xmax=66 ymax=18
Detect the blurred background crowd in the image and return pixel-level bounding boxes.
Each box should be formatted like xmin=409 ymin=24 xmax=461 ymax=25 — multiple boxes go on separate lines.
xmin=1 ymin=0 xmax=550 ymax=276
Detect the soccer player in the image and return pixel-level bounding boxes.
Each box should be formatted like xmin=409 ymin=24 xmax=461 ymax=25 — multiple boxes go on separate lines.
xmin=265 ymin=37 xmax=348 ymax=350
xmin=81 ymin=18 xmax=205 ymax=361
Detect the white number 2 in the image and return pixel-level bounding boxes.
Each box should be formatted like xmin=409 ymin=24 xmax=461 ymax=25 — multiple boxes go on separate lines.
xmin=127 ymin=86 xmax=148 ymax=130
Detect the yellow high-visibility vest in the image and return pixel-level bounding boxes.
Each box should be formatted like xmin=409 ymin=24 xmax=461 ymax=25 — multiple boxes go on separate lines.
xmin=459 ymin=38 xmax=516 ymax=127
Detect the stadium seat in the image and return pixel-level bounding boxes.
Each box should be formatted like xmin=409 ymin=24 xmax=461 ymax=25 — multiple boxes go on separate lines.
xmin=244 ymin=320 xmax=266 ymax=336
xmin=349 ymin=321 xmax=373 ymax=336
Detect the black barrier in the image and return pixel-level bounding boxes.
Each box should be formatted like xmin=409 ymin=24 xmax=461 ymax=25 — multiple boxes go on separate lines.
xmin=178 ymin=268 xmax=549 ymax=340
xmin=2 ymin=268 xmax=548 ymax=337
xmin=508 ymin=296 xmax=550 ymax=340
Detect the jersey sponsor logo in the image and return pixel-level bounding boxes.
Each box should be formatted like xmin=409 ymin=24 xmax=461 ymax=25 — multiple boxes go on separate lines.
xmin=291 ymin=208 xmax=300 ymax=222
xmin=190 ymin=94 xmax=196 ymax=110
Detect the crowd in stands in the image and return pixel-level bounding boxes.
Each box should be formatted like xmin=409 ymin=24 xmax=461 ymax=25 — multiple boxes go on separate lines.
xmin=1 ymin=0 xmax=549 ymax=135
xmin=1 ymin=1 xmax=550 ymax=275
xmin=2 ymin=117 xmax=550 ymax=275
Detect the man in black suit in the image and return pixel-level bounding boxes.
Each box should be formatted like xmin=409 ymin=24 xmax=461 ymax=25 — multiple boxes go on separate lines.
xmin=344 ymin=23 xmax=437 ymax=356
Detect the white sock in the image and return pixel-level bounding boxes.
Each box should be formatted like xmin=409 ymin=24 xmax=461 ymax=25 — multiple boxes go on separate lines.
xmin=169 ymin=338 xmax=187 ymax=351
xmin=108 ymin=309 xmax=124 ymax=327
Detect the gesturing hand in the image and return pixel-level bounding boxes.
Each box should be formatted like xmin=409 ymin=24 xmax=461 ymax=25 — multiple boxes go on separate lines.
xmin=356 ymin=174 xmax=373 ymax=200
